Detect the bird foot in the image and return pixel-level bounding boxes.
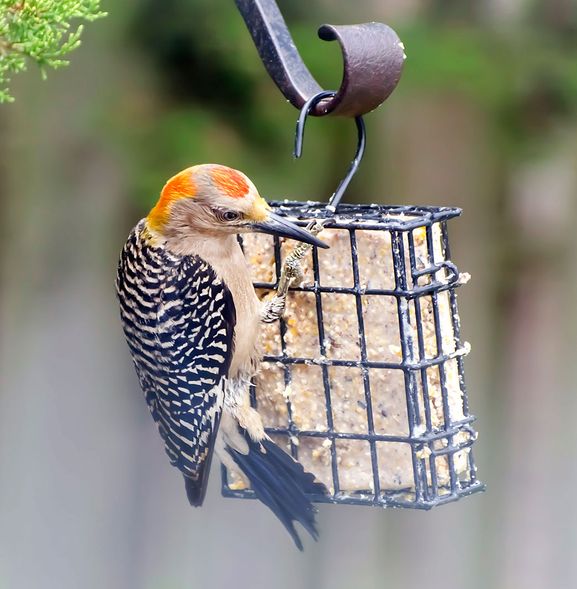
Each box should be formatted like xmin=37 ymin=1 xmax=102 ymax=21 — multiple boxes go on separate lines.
xmin=278 ymin=220 xmax=325 ymax=293
xmin=261 ymin=220 xmax=325 ymax=323
xmin=261 ymin=293 xmax=286 ymax=323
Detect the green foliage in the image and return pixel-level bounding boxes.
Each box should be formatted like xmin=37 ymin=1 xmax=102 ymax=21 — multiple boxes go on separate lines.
xmin=121 ymin=0 xmax=577 ymax=207
xmin=0 ymin=0 xmax=106 ymax=102
xmin=397 ymin=23 xmax=577 ymax=156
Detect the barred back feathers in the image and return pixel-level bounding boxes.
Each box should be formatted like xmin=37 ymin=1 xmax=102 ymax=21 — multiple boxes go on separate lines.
xmin=116 ymin=220 xmax=235 ymax=504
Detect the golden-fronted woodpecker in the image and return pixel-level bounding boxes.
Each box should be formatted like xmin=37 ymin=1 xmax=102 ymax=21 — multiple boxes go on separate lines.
xmin=116 ymin=164 xmax=327 ymax=549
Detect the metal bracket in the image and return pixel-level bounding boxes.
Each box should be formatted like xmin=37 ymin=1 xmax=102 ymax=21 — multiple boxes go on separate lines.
xmin=235 ymin=0 xmax=406 ymax=117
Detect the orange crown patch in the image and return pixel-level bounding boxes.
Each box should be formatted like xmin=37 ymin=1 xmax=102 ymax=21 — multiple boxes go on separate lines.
xmin=147 ymin=168 xmax=197 ymax=231
xmin=210 ymin=166 xmax=249 ymax=198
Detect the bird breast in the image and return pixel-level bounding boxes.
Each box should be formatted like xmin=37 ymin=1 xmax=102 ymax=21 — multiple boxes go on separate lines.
xmin=221 ymin=247 xmax=262 ymax=376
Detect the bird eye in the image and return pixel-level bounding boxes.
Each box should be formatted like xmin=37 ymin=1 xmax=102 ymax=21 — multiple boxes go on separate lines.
xmin=222 ymin=211 xmax=240 ymax=222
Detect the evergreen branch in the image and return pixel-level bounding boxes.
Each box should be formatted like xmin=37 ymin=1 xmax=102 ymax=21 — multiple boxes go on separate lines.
xmin=0 ymin=0 xmax=106 ymax=102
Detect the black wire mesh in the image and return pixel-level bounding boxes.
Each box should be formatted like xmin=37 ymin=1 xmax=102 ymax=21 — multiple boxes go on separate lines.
xmin=222 ymin=202 xmax=484 ymax=509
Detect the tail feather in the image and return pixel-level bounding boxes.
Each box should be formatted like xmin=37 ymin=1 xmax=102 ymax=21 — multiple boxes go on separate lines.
xmin=259 ymin=440 xmax=327 ymax=497
xmin=232 ymin=448 xmax=308 ymax=549
xmin=184 ymin=475 xmax=206 ymax=507
xmin=228 ymin=434 xmax=327 ymax=550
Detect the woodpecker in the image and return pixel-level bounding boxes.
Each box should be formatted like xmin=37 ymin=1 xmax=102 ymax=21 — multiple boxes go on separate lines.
xmin=116 ymin=164 xmax=327 ymax=549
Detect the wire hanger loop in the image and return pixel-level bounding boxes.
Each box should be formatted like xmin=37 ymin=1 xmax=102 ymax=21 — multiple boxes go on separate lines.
xmin=294 ymin=90 xmax=366 ymax=212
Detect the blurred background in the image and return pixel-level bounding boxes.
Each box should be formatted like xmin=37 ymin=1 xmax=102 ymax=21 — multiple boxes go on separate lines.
xmin=1 ymin=0 xmax=577 ymax=587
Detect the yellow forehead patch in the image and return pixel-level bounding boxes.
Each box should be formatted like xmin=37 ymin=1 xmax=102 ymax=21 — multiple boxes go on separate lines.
xmin=251 ymin=197 xmax=270 ymax=222
xmin=147 ymin=168 xmax=197 ymax=231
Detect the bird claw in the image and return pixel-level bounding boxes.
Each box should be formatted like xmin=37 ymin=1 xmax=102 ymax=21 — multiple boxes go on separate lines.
xmin=261 ymin=293 xmax=286 ymax=323
xmin=282 ymin=256 xmax=305 ymax=287
xmin=262 ymin=220 xmax=326 ymax=323
xmin=278 ymin=220 xmax=325 ymax=293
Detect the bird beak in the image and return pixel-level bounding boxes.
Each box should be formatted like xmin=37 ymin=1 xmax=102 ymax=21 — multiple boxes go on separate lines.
xmin=252 ymin=212 xmax=329 ymax=249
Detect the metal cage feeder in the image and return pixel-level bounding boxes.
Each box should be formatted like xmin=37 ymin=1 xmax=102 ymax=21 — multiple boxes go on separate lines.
xmin=222 ymin=0 xmax=484 ymax=509
xmin=223 ymin=202 xmax=483 ymax=509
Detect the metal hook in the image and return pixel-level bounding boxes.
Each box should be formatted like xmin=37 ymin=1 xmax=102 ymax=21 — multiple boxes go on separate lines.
xmin=294 ymin=90 xmax=366 ymax=212
xmin=235 ymin=0 xmax=405 ymax=118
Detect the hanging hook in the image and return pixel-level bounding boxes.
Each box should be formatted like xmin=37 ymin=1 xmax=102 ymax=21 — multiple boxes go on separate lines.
xmin=235 ymin=0 xmax=405 ymax=118
xmin=294 ymin=90 xmax=366 ymax=212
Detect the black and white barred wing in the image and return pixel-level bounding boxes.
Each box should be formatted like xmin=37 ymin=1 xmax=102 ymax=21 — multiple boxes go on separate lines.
xmin=154 ymin=255 xmax=236 ymax=506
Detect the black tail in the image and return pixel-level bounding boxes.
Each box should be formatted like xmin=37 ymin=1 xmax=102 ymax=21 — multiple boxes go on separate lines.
xmin=184 ymin=474 xmax=207 ymax=507
xmin=228 ymin=434 xmax=327 ymax=550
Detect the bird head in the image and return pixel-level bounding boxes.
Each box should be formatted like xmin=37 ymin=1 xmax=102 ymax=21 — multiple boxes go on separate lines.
xmin=146 ymin=164 xmax=327 ymax=248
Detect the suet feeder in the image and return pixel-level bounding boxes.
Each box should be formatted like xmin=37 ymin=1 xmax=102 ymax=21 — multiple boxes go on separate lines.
xmin=222 ymin=0 xmax=484 ymax=508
